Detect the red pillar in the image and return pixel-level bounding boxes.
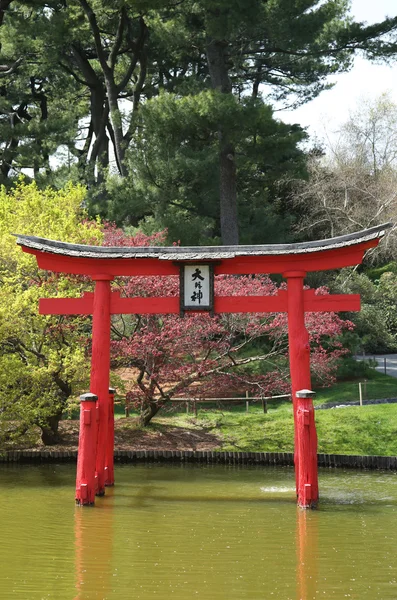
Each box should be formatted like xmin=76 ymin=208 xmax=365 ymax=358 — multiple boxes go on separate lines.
xmin=105 ymin=387 xmax=116 ymax=487
xmin=296 ymin=389 xmax=318 ymax=508
xmin=75 ymin=393 xmax=98 ymax=505
xmin=91 ymin=275 xmax=113 ymax=496
xmin=284 ymin=271 xmax=318 ymax=508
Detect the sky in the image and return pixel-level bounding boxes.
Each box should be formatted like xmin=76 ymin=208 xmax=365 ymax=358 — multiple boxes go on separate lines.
xmin=276 ymin=0 xmax=397 ymax=143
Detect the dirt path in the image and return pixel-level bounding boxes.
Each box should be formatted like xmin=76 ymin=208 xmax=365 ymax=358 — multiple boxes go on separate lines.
xmin=11 ymin=419 xmax=222 ymax=453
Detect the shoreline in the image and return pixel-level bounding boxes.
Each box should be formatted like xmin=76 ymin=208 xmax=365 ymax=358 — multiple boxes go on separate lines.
xmin=1 ymin=448 xmax=396 ymax=471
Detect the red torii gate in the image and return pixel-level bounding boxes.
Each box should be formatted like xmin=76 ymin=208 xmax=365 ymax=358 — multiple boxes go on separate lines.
xmin=16 ymin=224 xmax=389 ymax=508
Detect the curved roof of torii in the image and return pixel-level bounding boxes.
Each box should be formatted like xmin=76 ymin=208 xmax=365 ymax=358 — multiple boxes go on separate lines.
xmin=15 ymin=223 xmax=392 ymax=276
xmin=15 ymin=223 xmax=391 ymax=260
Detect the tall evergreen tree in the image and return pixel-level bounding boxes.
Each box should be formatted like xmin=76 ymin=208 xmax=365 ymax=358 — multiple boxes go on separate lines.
xmin=1 ymin=1 xmax=397 ymax=244
xmin=197 ymin=0 xmax=397 ymax=243
xmin=102 ymin=91 xmax=307 ymax=245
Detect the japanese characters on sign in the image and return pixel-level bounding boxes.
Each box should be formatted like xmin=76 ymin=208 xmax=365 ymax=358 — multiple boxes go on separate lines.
xmin=180 ymin=264 xmax=214 ymax=313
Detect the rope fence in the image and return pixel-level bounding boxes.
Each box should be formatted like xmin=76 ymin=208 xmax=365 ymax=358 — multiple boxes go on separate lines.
xmin=124 ymin=392 xmax=292 ymax=417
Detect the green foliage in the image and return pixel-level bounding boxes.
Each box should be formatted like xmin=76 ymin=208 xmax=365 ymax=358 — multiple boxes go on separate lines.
xmin=333 ymin=269 xmax=397 ymax=353
xmin=0 ymin=180 xmax=103 ymax=445
xmin=100 ymin=91 xmax=307 ymax=244
xmin=335 ymin=355 xmax=375 ymax=381
xmin=366 ymin=262 xmax=397 ymax=281
xmin=3 ymin=0 xmax=394 ymax=243
xmin=375 ymin=271 xmax=397 ymax=342
xmin=0 ymin=2 xmax=88 ymax=185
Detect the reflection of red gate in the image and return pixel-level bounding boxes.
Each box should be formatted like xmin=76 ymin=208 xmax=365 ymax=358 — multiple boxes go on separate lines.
xmin=17 ymin=224 xmax=389 ymax=508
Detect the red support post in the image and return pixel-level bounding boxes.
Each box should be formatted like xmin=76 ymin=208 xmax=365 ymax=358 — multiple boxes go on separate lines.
xmin=296 ymin=389 xmax=318 ymax=508
xmin=284 ymin=271 xmax=318 ymax=508
xmin=76 ymin=393 xmax=98 ymax=506
xmin=91 ymin=275 xmax=113 ymax=496
xmin=105 ymin=387 xmax=116 ymax=487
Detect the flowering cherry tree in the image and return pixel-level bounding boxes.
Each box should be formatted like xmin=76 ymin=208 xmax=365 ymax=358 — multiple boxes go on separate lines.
xmin=104 ymin=225 xmax=352 ymax=426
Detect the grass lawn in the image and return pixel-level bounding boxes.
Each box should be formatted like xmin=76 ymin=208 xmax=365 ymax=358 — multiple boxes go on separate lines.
xmin=144 ymin=370 xmax=397 ymax=456
xmin=314 ymin=370 xmax=397 ymax=405
xmin=7 ymin=370 xmax=397 ymax=456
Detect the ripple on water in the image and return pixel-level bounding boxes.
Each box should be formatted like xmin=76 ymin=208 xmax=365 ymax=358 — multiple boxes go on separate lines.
xmin=260 ymin=486 xmax=296 ymax=493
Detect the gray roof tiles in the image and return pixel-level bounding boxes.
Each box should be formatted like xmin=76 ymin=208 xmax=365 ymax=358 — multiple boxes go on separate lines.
xmin=15 ymin=223 xmax=392 ymax=260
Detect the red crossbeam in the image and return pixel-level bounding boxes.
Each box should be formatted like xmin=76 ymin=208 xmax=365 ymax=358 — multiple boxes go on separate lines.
xmin=39 ymin=290 xmax=360 ymax=315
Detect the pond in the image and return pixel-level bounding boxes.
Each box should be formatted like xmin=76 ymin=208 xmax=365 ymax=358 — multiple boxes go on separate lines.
xmin=0 ymin=463 xmax=397 ymax=599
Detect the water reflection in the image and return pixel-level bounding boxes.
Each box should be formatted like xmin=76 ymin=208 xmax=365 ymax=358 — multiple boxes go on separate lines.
xmin=74 ymin=489 xmax=114 ymax=600
xmin=296 ymin=509 xmax=318 ymax=600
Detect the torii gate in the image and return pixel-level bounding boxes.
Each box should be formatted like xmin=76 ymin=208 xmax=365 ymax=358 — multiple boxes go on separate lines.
xmin=16 ymin=224 xmax=390 ymax=508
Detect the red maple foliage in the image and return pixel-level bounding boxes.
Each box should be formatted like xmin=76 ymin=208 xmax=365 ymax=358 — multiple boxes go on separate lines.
xmin=104 ymin=224 xmax=353 ymax=425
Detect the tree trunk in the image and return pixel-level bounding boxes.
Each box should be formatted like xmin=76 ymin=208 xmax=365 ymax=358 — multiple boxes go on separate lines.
xmin=39 ymin=376 xmax=71 ymax=445
xmin=89 ymin=89 xmax=110 ymax=187
xmin=0 ymin=0 xmax=12 ymax=27
xmin=219 ymin=136 xmax=238 ymax=245
xmin=106 ymin=83 xmax=126 ymax=176
xmin=40 ymin=412 xmax=63 ymax=445
xmin=70 ymin=45 xmax=110 ymax=184
xmin=206 ymin=37 xmax=239 ymax=245
xmin=139 ymin=401 xmax=161 ymax=427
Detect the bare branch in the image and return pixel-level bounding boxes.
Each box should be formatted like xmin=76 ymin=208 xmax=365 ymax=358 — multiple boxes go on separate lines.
xmin=0 ymin=57 xmax=23 ymax=78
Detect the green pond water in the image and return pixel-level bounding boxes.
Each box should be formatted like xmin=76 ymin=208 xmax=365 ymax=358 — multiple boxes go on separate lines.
xmin=0 ymin=463 xmax=397 ymax=600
